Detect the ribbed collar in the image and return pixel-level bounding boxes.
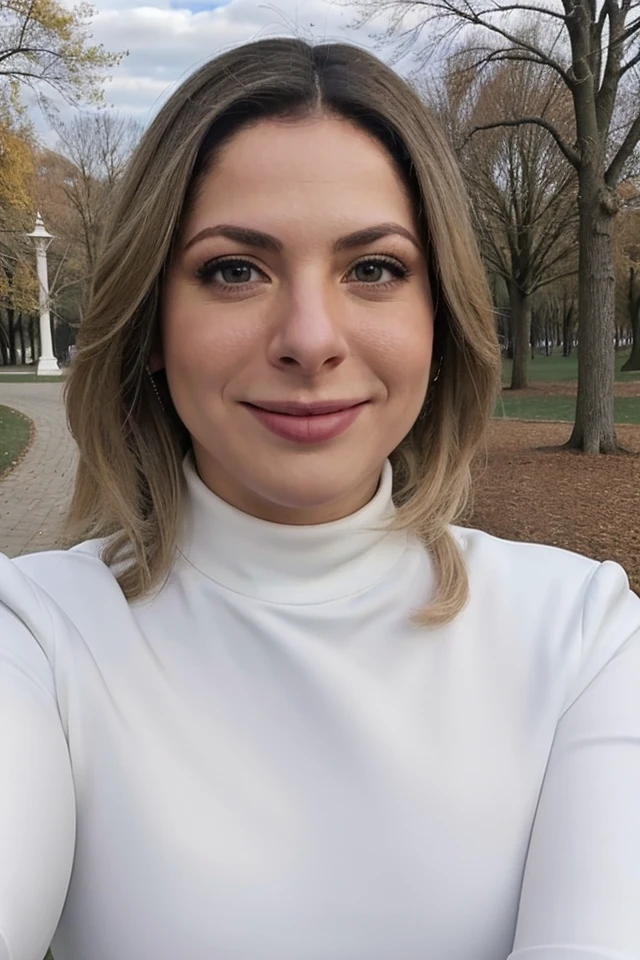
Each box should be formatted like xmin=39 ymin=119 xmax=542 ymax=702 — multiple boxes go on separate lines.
xmin=178 ymin=454 xmax=408 ymax=604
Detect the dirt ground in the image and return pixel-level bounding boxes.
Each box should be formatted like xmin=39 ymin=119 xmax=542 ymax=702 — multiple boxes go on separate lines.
xmin=465 ymin=420 xmax=640 ymax=596
xmin=512 ymin=380 xmax=640 ymax=398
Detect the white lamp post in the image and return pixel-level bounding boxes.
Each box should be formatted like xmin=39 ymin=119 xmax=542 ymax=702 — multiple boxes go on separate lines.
xmin=27 ymin=212 xmax=61 ymax=376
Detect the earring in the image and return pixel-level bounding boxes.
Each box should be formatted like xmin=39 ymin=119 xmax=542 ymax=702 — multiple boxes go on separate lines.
xmin=431 ymin=356 xmax=443 ymax=385
xmin=146 ymin=365 xmax=166 ymax=414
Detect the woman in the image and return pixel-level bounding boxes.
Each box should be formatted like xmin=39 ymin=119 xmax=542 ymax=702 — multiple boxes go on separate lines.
xmin=1 ymin=36 xmax=639 ymax=960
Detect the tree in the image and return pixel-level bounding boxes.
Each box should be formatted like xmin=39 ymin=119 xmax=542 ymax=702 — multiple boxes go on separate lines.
xmin=431 ymin=52 xmax=578 ymax=388
xmin=0 ymin=85 xmax=39 ymax=364
xmin=616 ymin=201 xmax=640 ymax=368
xmin=349 ymin=0 xmax=640 ymax=452
xmin=0 ymin=0 xmax=124 ymax=107
xmin=50 ymin=111 xmax=143 ymax=277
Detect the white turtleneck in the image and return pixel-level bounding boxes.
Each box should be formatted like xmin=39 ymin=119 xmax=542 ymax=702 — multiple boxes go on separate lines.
xmin=1 ymin=456 xmax=640 ymax=960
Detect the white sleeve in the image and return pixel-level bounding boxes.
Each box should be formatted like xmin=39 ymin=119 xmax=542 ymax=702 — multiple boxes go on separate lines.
xmin=510 ymin=561 xmax=640 ymax=960
xmin=0 ymin=566 xmax=76 ymax=960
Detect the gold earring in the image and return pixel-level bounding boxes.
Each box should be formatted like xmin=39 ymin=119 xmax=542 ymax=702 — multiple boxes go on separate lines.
xmin=431 ymin=356 xmax=443 ymax=385
xmin=146 ymin=365 xmax=166 ymax=414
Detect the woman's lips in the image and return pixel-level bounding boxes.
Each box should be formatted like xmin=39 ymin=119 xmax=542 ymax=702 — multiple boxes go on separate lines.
xmin=243 ymin=401 xmax=368 ymax=444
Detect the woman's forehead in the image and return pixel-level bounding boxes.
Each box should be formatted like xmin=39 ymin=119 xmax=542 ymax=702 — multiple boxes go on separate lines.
xmin=185 ymin=119 xmax=418 ymax=237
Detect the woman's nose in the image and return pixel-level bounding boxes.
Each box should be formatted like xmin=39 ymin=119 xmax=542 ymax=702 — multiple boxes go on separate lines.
xmin=267 ymin=286 xmax=349 ymax=375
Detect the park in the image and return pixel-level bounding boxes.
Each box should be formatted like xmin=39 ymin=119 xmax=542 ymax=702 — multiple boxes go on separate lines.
xmin=0 ymin=1 xmax=640 ymax=958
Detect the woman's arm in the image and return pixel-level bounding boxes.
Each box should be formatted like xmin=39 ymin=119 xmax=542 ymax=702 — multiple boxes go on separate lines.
xmin=0 ymin=599 xmax=76 ymax=960
xmin=510 ymin=561 xmax=640 ymax=960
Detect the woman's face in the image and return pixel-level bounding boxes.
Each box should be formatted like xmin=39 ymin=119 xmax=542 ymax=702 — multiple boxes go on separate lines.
xmin=161 ymin=114 xmax=434 ymax=523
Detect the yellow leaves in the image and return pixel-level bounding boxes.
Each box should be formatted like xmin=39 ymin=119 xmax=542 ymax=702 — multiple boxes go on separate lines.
xmin=0 ymin=123 xmax=35 ymax=212
xmin=3 ymin=259 xmax=39 ymax=311
xmin=0 ymin=0 xmax=125 ymax=108
xmin=0 ymin=81 xmax=35 ymax=216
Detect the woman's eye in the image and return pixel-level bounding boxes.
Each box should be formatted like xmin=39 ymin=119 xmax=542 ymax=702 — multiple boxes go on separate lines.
xmin=196 ymin=258 xmax=264 ymax=287
xmin=350 ymin=259 xmax=408 ymax=285
xmin=196 ymin=256 xmax=408 ymax=289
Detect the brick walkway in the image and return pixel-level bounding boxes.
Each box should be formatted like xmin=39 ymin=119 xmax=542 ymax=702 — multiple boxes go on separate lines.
xmin=0 ymin=382 xmax=77 ymax=557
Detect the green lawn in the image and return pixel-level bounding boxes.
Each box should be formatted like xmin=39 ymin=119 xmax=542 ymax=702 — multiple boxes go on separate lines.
xmin=494 ymin=394 xmax=640 ymax=424
xmin=0 ymin=404 xmax=32 ymax=475
xmin=502 ymin=349 xmax=640 ymax=383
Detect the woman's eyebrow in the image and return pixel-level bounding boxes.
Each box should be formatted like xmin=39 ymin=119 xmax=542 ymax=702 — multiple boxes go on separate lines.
xmin=182 ymin=222 xmax=421 ymax=254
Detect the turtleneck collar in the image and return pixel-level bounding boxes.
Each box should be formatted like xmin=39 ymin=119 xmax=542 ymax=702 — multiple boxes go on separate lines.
xmin=178 ymin=454 xmax=408 ymax=604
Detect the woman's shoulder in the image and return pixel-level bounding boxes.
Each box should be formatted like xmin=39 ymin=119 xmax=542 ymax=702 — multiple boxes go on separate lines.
xmin=0 ymin=541 xmax=125 ymax=650
xmin=453 ymin=525 xmax=640 ymax=698
xmin=10 ymin=538 xmax=118 ymax=595
xmin=453 ymin=524 xmax=638 ymax=620
xmin=452 ymin=524 xmax=601 ymax=585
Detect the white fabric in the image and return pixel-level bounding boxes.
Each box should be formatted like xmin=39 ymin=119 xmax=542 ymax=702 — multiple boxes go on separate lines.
xmin=1 ymin=455 xmax=640 ymax=960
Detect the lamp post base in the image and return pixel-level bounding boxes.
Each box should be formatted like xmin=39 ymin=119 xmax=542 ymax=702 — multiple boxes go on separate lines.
xmin=37 ymin=356 xmax=62 ymax=376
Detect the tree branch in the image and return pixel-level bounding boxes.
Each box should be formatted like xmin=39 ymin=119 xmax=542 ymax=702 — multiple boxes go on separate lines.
xmin=620 ymin=46 xmax=640 ymax=74
xmin=536 ymin=267 xmax=579 ymax=289
xmin=474 ymin=2 xmax=567 ymax=20
xmin=464 ymin=116 xmax=580 ymax=167
xmin=617 ymin=11 xmax=640 ymax=46
xmin=606 ymin=111 xmax=640 ymax=184
xmin=386 ymin=0 xmax=575 ymax=87
xmin=16 ymin=0 xmax=37 ymax=55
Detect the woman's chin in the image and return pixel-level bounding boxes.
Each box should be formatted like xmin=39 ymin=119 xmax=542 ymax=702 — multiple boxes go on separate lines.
xmin=235 ymin=465 xmax=382 ymax=524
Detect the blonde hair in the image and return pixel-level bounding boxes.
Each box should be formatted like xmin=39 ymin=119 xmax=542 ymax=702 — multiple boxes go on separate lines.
xmin=64 ymin=37 xmax=501 ymax=625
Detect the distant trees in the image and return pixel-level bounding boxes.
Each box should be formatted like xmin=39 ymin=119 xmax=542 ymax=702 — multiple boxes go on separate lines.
xmin=429 ymin=50 xmax=578 ymax=389
xmin=51 ymin=112 xmax=143 ymax=277
xmin=349 ymin=0 xmax=640 ymax=452
xmin=0 ymin=110 xmax=140 ymax=365
xmin=0 ymin=0 xmax=124 ymax=364
xmin=617 ymin=204 xmax=640 ymax=370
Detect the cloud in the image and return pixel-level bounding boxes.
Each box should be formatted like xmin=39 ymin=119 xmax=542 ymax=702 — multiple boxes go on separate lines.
xmin=31 ymin=0 xmax=420 ymax=139
xmin=89 ymin=0 xmax=387 ymax=115
xmin=169 ymin=0 xmax=233 ymax=9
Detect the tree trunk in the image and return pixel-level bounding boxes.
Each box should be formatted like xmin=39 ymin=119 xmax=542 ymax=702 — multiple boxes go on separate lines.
xmin=505 ymin=308 xmax=514 ymax=360
xmin=7 ymin=309 xmax=16 ymax=366
xmin=509 ymin=282 xmax=531 ymax=390
xmin=621 ymin=268 xmax=640 ymax=372
xmin=567 ymin=176 xmax=617 ymax=453
xmin=0 ymin=312 xmax=8 ymax=366
xmin=562 ymin=299 xmax=574 ymax=357
xmin=18 ymin=314 xmax=25 ymax=364
xmin=28 ymin=314 xmax=36 ymax=365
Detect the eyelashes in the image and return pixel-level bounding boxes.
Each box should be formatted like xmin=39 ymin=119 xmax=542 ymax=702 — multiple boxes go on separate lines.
xmin=195 ymin=254 xmax=411 ymax=292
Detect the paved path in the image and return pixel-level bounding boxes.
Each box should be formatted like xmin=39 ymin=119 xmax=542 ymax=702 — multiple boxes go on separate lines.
xmin=0 ymin=382 xmax=77 ymax=557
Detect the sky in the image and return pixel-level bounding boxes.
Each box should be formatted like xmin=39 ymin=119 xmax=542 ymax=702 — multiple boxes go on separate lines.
xmin=42 ymin=0 xmax=411 ymax=132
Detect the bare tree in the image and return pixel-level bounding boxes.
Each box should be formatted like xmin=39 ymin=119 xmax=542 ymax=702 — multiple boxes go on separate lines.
xmin=51 ymin=111 xmax=143 ymax=276
xmin=616 ymin=200 xmax=640 ymax=367
xmin=349 ymin=0 xmax=640 ymax=452
xmin=429 ymin=52 xmax=578 ymax=388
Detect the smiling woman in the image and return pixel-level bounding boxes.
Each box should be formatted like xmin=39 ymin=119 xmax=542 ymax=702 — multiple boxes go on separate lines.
xmin=1 ymin=35 xmax=640 ymax=960
xmin=158 ymin=116 xmax=436 ymax=523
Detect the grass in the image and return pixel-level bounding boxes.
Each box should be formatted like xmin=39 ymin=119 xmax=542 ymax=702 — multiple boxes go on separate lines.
xmin=0 ymin=404 xmax=32 ymax=476
xmin=502 ymin=349 xmax=640 ymax=383
xmin=494 ymin=395 xmax=640 ymax=424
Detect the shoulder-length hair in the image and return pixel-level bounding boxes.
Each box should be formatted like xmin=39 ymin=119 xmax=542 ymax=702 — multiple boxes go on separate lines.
xmin=64 ymin=36 xmax=501 ymax=625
